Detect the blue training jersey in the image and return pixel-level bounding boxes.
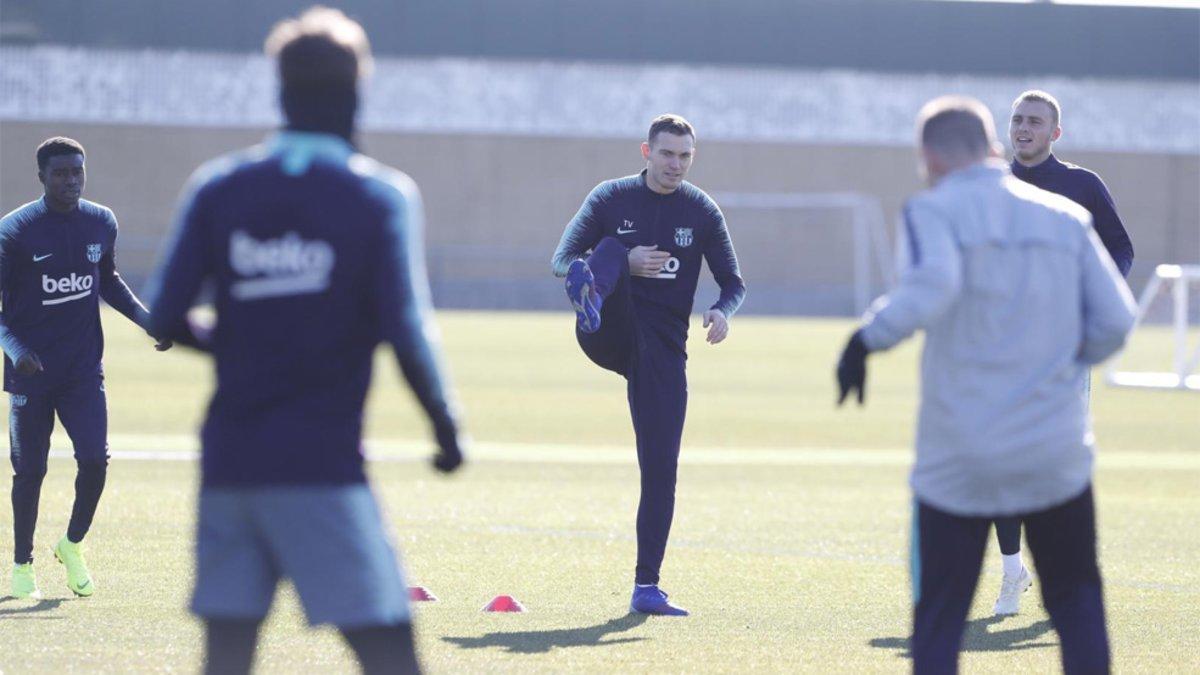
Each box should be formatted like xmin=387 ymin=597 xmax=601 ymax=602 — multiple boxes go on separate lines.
xmin=147 ymin=131 xmax=460 ymax=488
xmin=0 ymin=197 xmax=150 ymax=393
xmin=1010 ymin=154 xmax=1134 ymax=277
xmin=551 ymin=171 xmax=746 ymax=330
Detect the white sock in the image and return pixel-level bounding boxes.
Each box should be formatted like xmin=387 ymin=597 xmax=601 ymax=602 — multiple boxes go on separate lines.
xmin=1002 ymin=553 xmax=1024 ymax=577
xmin=636 ymin=583 xmax=656 ymax=588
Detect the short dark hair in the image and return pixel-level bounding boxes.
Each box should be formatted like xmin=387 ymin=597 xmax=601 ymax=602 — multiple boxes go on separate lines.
xmin=917 ymin=96 xmax=997 ymax=161
xmin=264 ymin=6 xmax=372 ymax=93
xmin=647 ymin=114 xmax=695 ymax=145
xmin=1012 ymin=89 xmax=1061 ymax=127
xmin=36 ymin=137 xmax=85 ymax=172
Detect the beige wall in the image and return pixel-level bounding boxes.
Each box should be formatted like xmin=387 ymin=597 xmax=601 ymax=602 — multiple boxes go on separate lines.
xmin=2 ymin=121 xmax=1196 ymax=314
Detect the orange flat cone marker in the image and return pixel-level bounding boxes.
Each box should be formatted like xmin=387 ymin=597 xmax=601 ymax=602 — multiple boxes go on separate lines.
xmin=409 ymin=586 xmax=438 ymax=602
xmin=482 ymin=595 xmax=525 ymax=612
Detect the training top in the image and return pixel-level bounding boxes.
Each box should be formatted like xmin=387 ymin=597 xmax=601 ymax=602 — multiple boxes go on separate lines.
xmin=147 ymin=131 xmax=461 ymax=488
xmin=0 ymin=197 xmax=151 ymax=394
xmin=551 ymin=171 xmax=746 ymax=328
xmin=860 ymin=160 xmax=1136 ymax=517
xmin=1011 ymin=154 xmax=1134 ymax=277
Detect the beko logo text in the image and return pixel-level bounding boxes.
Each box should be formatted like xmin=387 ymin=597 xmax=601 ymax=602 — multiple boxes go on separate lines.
xmin=231 ymin=231 xmax=334 ymax=277
xmin=230 ymin=230 xmax=336 ymax=301
xmin=41 ymin=274 xmax=94 ymax=305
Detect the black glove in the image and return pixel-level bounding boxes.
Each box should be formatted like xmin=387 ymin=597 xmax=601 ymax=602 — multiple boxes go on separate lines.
xmin=154 ymin=339 xmax=173 ymax=352
xmin=836 ymin=330 xmax=869 ymax=407
xmin=432 ymin=425 xmax=465 ymax=474
xmin=15 ymin=352 xmax=43 ymax=377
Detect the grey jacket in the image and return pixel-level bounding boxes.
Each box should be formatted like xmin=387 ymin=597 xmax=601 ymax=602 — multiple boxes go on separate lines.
xmin=861 ymin=160 xmax=1136 ymax=516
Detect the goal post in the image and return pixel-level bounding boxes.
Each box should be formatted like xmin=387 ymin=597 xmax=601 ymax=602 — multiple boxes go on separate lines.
xmin=709 ymin=192 xmax=896 ymax=316
xmin=1105 ymin=264 xmax=1200 ymax=391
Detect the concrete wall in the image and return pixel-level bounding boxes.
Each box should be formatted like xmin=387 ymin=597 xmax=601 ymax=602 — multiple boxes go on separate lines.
xmin=2 ymin=121 xmax=1196 ymax=315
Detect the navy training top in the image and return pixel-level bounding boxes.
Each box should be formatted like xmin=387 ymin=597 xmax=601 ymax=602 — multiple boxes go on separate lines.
xmin=147 ymin=132 xmax=461 ymax=488
xmin=551 ymin=170 xmax=746 ymax=330
xmin=0 ymin=197 xmax=151 ymax=393
xmin=1011 ymin=154 xmax=1134 ymax=277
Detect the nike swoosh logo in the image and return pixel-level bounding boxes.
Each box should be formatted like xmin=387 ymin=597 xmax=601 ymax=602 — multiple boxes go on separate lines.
xmin=33 ymin=254 xmax=53 ymax=262
xmin=616 ymin=228 xmax=637 ymax=234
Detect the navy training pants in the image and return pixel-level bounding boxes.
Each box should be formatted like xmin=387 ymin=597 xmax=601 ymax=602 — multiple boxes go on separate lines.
xmin=575 ymin=237 xmax=687 ymax=585
xmin=10 ymin=375 xmax=109 ymax=564
xmin=912 ymin=486 xmax=1110 ymax=675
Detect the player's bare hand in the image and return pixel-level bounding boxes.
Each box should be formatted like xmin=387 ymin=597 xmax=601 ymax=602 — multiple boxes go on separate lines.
xmin=703 ymin=310 xmax=729 ymax=344
xmin=15 ymin=352 xmax=43 ymax=376
xmin=628 ymin=245 xmax=672 ymax=277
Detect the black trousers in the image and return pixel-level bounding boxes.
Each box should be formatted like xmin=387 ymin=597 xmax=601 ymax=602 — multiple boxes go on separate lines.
xmin=912 ymin=486 xmax=1110 ymax=675
xmin=576 ymin=237 xmax=687 ymax=585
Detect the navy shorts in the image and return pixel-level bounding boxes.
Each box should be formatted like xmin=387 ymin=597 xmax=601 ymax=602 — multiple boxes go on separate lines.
xmin=9 ymin=375 xmax=108 ymax=475
xmin=191 ymin=484 xmax=411 ymax=628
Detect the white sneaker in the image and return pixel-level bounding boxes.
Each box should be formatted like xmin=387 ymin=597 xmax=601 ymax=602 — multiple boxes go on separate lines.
xmin=993 ymin=566 xmax=1033 ymax=616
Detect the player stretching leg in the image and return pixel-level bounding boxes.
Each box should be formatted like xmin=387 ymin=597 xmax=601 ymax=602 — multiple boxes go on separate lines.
xmin=993 ymin=89 xmax=1136 ymax=616
xmin=2 ymin=137 xmax=171 ymax=599
xmin=148 ymin=8 xmax=465 ymax=674
xmin=552 ymin=115 xmax=746 ymax=616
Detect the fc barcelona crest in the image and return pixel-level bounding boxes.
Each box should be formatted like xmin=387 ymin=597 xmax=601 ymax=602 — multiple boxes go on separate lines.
xmin=674 ymin=227 xmax=693 ymax=247
xmin=87 ymin=243 xmax=102 ymax=263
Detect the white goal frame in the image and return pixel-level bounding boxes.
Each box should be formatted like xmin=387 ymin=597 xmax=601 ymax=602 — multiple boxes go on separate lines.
xmin=711 ymin=192 xmax=896 ymax=315
xmin=1105 ymin=264 xmax=1200 ymax=392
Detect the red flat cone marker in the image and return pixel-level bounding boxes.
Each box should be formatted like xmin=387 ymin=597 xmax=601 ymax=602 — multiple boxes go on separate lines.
xmin=482 ymin=595 xmax=525 ymax=612
xmin=408 ymin=586 xmax=438 ymax=602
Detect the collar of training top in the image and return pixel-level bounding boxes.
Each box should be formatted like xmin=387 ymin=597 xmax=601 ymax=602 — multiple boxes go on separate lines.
xmin=1010 ymin=153 xmax=1063 ymax=178
xmin=267 ymin=131 xmax=355 ymax=176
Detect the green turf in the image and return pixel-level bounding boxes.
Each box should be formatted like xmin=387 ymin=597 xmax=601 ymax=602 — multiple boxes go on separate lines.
xmin=0 ymin=309 xmax=1196 ymax=673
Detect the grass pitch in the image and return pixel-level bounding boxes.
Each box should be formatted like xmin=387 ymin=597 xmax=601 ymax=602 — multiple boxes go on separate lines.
xmin=1 ymin=309 xmax=1196 ymax=673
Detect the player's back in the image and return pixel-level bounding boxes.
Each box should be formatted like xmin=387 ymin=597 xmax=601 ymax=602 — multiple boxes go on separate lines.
xmin=158 ymin=133 xmax=422 ymax=486
xmin=909 ymin=161 xmax=1122 ymax=515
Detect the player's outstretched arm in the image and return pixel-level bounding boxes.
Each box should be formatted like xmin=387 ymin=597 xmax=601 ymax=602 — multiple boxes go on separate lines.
xmin=551 ymin=183 xmax=607 ymax=277
xmin=98 ymin=237 xmax=171 ymax=351
xmin=858 ymin=201 xmax=962 ymax=352
xmin=837 ymin=200 xmax=961 ymax=407
xmin=375 ymin=180 xmax=467 ymax=474
xmin=146 ymin=175 xmax=214 ymax=352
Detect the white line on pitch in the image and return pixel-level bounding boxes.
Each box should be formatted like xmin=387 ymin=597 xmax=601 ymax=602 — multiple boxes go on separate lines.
xmin=38 ymin=434 xmax=1200 ymax=470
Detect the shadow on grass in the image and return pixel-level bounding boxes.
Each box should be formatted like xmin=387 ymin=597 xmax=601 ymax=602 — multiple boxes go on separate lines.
xmin=870 ymin=616 xmax=1057 ymax=658
xmin=0 ymin=596 xmax=68 ymax=616
xmin=442 ymin=612 xmax=651 ymax=654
